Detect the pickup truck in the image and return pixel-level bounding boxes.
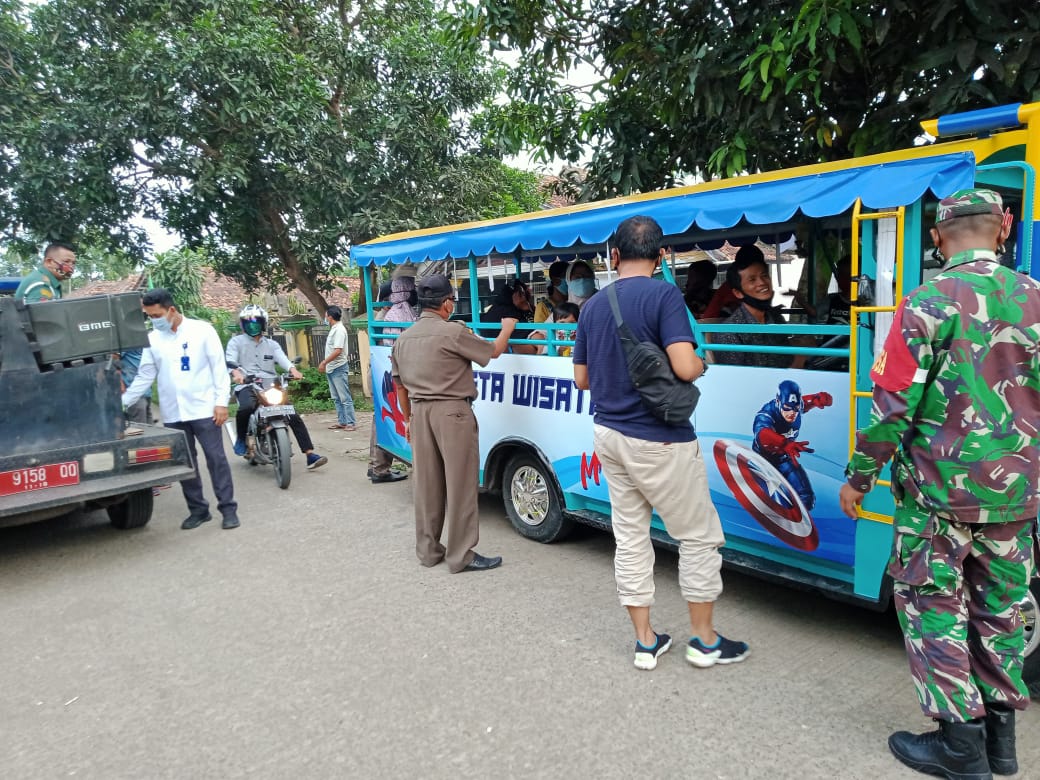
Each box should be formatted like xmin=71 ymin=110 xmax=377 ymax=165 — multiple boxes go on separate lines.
xmin=0 ymin=293 xmax=194 ymax=530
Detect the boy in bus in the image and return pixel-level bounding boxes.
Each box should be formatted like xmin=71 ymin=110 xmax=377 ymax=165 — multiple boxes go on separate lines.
xmin=574 ymin=214 xmax=748 ymax=671
xmin=841 ymin=189 xmax=1038 ymax=779
xmin=533 ymin=301 xmax=579 ymax=356
xmin=713 ymin=245 xmax=806 ymax=368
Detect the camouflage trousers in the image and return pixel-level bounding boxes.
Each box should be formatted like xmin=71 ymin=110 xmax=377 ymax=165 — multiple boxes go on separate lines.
xmin=889 ymin=500 xmax=1036 ymax=721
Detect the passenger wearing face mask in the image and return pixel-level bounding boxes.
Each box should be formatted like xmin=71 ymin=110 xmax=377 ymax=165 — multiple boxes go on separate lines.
xmin=534 ymin=260 xmax=570 ymax=323
xmin=713 ymin=245 xmax=806 ymax=368
xmin=565 ymin=260 xmax=598 ymax=308
xmin=15 ymin=241 xmax=77 ymax=303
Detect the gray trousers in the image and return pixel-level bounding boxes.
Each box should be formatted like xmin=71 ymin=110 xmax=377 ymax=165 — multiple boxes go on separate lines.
xmin=411 ymin=399 xmax=480 ymax=572
xmin=166 ymin=418 xmax=238 ymax=519
xmin=125 ymin=397 xmax=153 ymax=424
xmin=368 ymin=422 xmax=395 ymax=476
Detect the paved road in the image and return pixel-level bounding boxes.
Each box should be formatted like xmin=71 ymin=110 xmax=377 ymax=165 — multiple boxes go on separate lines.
xmin=1 ymin=412 xmax=1037 ymax=779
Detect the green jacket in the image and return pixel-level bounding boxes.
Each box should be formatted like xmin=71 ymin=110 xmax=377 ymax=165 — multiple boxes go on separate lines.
xmin=847 ymin=249 xmax=1040 ymax=522
xmin=14 ymin=265 xmax=62 ymax=303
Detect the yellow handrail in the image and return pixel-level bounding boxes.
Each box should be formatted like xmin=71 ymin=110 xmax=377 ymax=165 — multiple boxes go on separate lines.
xmin=848 ymin=199 xmax=904 ymax=523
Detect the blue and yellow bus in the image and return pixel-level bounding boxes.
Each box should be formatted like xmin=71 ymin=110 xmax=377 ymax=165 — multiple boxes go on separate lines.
xmin=353 ymin=102 xmax=1040 ymax=691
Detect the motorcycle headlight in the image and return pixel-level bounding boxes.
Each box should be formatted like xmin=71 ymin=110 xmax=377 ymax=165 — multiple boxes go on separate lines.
xmin=262 ymin=387 xmax=284 ymax=404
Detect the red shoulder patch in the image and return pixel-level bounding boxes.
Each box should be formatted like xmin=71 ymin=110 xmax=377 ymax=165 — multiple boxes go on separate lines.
xmin=870 ymin=300 xmax=918 ymax=392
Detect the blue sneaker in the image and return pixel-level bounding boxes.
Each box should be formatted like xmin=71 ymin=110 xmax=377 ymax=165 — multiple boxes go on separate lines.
xmin=633 ymin=632 xmax=672 ymax=670
xmin=306 ymin=452 xmax=328 ymax=470
xmin=686 ymin=634 xmax=749 ymax=668
xmin=233 ymin=440 xmax=247 ymax=457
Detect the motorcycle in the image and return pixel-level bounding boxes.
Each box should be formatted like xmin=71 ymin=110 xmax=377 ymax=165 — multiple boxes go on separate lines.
xmin=225 ymin=361 xmax=299 ymax=489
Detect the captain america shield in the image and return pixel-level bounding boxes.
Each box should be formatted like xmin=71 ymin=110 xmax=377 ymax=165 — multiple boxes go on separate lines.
xmin=712 ymin=439 xmax=819 ymax=551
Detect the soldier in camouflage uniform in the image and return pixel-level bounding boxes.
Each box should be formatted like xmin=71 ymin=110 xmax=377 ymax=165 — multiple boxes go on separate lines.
xmin=840 ymin=189 xmax=1040 ymax=780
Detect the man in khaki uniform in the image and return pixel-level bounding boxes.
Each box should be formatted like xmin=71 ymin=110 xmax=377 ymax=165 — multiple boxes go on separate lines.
xmin=391 ymin=274 xmax=516 ymax=573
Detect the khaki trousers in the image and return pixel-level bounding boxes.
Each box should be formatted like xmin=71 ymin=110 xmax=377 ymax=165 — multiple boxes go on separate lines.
xmin=594 ymin=424 xmax=725 ymax=606
xmin=411 ymin=399 xmax=480 ymax=572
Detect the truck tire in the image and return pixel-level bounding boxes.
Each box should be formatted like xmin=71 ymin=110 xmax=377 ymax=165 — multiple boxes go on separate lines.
xmin=1024 ymin=578 xmax=1039 ymax=698
xmin=501 ymin=453 xmax=572 ymax=543
xmin=271 ymin=427 xmax=292 ymax=490
xmin=107 ymin=488 xmax=154 ymax=530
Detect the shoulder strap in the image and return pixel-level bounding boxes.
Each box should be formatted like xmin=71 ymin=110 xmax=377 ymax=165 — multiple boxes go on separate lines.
xmin=606 ymin=280 xmax=624 ymax=327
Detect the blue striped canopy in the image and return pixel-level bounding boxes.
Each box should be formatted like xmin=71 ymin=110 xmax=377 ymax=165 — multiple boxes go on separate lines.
xmin=352 ymin=152 xmax=975 ymax=266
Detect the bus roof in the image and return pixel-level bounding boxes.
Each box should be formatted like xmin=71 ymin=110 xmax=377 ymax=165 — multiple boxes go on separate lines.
xmin=352 ymin=151 xmax=976 ymax=267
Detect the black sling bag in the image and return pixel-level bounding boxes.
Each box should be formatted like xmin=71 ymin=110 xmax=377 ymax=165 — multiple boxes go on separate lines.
xmin=605 ymin=281 xmax=700 ymax=426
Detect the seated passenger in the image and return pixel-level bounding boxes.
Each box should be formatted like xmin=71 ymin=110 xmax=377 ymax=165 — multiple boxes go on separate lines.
xmin=534 ymin=301 xmax=579 ymax=356
xmin=484 ymin=280 xmax=536 ymax=353
xmin=534 ymin=260 xmax=570 ymax=323
xmin=382 ymin=273 xmax=418 ymax=342
xmin=684 ymin=259 xmax=717 ymax=318
xmin=700 ymin=278 xmax=740 ymax=320
xmin=565 ymin=260 xmax=598 ymax=308
xmin=712 ymin=245 xmax=806 ymax=369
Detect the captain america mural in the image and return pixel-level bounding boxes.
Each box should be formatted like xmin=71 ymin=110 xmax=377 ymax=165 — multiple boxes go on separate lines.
xmin=751 ymin=380 xmax=833 ymax=510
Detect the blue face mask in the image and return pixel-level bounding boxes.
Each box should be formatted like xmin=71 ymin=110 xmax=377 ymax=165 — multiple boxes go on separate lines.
xmin=554 ymin=278 xmax=568 ymax=295
xmin=570 ymin=278 xmax=595 ymax=298
xmin=150 ymin=314 xmax=172 ymax=333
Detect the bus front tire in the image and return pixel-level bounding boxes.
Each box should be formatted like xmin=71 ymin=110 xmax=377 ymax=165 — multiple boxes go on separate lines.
xmin=502 ymin=453 xmax=572 ymax=544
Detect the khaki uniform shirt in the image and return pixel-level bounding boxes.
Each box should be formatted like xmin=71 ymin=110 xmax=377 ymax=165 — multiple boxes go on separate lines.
xmin=391 ymin=312 xmax=495 ymax=400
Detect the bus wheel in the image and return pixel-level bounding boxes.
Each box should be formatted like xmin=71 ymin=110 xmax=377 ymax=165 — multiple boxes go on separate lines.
xmin=1024 ymin=578 xmax=1039 ymax=698
xmin=502 ymin=453 xmax=572 ymax=543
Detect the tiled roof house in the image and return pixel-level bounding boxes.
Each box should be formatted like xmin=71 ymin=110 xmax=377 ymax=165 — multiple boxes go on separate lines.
xmin=69 ymin=268 xmax=360 ymax=319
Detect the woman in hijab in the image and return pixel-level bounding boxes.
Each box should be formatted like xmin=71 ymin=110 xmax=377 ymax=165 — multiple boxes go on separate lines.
xmin=565 ymin=260 xmax=597 ymax=308
xmin=382 ymin=275 xmax=418 ymax=339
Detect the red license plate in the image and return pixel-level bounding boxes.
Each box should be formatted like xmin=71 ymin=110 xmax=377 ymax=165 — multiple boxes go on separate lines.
xmin=0 ymin=461 xmax=80 ymax=497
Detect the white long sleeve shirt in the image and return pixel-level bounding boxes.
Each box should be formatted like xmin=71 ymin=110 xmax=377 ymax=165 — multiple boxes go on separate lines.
xmin=122 ymin=316 xmax=231 ymax=423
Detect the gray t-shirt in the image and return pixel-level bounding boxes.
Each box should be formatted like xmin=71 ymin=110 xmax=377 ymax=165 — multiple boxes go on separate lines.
xmin=325 ymin=321 xmax=349 ymax=371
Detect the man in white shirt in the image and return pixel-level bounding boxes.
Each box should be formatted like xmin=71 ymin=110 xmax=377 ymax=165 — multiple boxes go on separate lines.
xmin=123 ymin=288 xmax=240 ymax=530
xmin=318 ymin=305 xmax=356 ymax=431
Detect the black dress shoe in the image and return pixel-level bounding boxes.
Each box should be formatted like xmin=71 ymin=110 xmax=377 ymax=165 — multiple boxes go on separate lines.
xmin=371 ymin=472 xmax=408 ymax=484
xmin=462 ymin=552 xmax=502 ymax=572
xmin=181 ymin=512 xmax=212 ymax=530
xmin=222 ymin=513 xmax=240 ymax=530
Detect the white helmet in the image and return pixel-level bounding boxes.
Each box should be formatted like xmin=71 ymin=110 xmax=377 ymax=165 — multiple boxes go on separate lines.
xmin=239 ymin=304 xmax=268 ymax=337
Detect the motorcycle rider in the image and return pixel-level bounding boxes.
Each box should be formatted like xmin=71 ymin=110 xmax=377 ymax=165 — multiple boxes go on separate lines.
xmin=225 ymin=304 xmax=328 ymax=471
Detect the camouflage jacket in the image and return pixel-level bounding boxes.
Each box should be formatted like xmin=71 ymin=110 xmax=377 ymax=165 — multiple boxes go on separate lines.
xmin=847 ymin=249 xmax=1040 ymax=522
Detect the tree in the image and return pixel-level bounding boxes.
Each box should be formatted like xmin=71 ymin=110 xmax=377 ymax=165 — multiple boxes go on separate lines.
xmin=0 ymin=0 xmax=544 ymax=312
xmin=454 ymin=0 xmax=1040 ymax=196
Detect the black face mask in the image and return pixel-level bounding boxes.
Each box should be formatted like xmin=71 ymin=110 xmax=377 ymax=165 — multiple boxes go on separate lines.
xmin=740 ymin=293 xmax=774 ymax=311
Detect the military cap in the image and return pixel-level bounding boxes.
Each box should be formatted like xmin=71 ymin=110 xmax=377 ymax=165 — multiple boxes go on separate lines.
xmin=416 ymin=273 xmax=453 ymax=305
xmin=935 ymin=188 xmax=1003 ymax=224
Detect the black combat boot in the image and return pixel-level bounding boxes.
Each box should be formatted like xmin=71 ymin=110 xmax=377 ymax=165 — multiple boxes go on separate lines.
xmin=888 ymin=719 xmax=992 ymax=780
xmin=984 ymin=705 xmax=1017 ymax=776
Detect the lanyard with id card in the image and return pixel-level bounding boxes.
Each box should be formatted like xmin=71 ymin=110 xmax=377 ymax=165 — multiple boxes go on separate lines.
xmin=181 ymin=342 xmax=190 ymax=371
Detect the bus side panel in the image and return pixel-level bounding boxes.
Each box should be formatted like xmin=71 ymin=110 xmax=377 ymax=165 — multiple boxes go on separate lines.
xmin=695 ymin=365 xmax=857 ymax=582
xmin=373 ymin=347 xmax=878 ymax=594
xmin=854 ymin=518 xmax=894 ymax=601
xmin=371 ymin=346 xmax=413 ymax=463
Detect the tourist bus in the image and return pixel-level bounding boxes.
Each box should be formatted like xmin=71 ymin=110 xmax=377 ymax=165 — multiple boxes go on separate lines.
xmin=353 ymin=102 xmax=1040 ymax=690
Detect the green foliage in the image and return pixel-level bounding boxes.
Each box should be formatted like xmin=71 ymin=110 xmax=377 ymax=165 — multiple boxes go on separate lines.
xmin=146 ymin=247 xmax=207 ymax=315
xmin=289 ymin=365 xmax=333 ymax=413
xmin=0 ymin=0 xmax=541 ymax=314
xmin=453 ymin=0 xmax=1040 ymax=194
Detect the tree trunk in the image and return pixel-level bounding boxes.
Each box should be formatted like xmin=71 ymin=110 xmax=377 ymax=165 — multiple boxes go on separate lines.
xmin=260 ymin=202 xmax=330 ymax=316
